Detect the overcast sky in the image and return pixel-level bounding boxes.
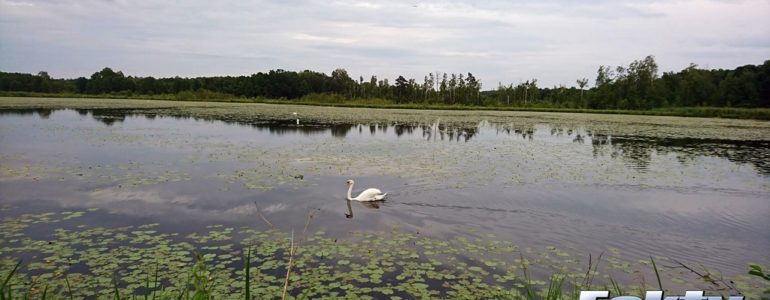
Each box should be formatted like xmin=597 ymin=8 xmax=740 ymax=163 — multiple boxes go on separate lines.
xmin=1 ymin=0 xmax=768 ymax=88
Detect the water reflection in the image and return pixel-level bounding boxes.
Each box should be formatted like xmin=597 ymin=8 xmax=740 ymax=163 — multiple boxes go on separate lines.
xmin=331 ymin=124 xmax=352 ymax=138
xmin=1 ymin=108 xmax=768 ymax=175
xmin=590 ymin=135 xmax=770 ymax=173
xmin=0 ymin=108 xmax=55 ymax=119
xmin=345 ymin=200 xmax=353 ymax=218
xmin=344 ymin=199 xmax=381 ymax=219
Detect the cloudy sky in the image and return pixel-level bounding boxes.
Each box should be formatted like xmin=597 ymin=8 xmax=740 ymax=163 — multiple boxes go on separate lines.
xmin=1 ymin=0 xmax=768 ymax=88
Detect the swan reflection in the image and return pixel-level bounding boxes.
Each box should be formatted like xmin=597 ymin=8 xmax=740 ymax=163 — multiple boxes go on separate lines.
xmin=344 ymin=199 xmax=382 ymax=219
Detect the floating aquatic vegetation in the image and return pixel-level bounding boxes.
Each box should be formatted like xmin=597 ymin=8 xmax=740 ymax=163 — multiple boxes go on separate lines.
xmin=1 ymin=209 xmax=768 ymax=299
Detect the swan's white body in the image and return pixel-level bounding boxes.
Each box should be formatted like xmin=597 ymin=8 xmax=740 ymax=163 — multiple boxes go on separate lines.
xmin=346 ymin=180 xmax=387 ymax=201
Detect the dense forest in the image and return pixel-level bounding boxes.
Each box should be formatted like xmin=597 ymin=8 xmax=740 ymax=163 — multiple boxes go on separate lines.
xmin=1 ymin=56 xmax=769 ymax=109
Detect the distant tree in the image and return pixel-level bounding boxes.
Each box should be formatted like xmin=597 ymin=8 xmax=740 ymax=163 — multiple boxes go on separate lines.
xmin=440 ymin=73 xmax=448 ymax=103
xmin=596 ymin=65 xmax=614 ymax=87
xmin=521 ymin=79 xmax=538 ymax=105
xmin=449 ymin=74 xmax=457 ymax=104
xmin=576 ymin=78 xmax=589 ymax=106
xmin=37 ymin=71 xmax=50 ymax=80
xmin=74 ymin=77 xmax=88 ymax=93
xmin=395 ymin=75 xmax=408 ymax=103
xmin=529 ymin=79 xmax=538 ymax=103
xmin=593 ymin=65 xmax=616 ymax=108
xmin=35 ymin=71 xmax=53 ymax=92
xmin=369 ymin=75 xmax=378 ymax=98
xmin=466 ymin=73 xmax=480 ymax=105
xmin=358 ymin=76 xmax=364 ymax=98
xmin=87 ymin=67 xmax=127 ymax=94
xmin=331 ymin=68 xmax=354 ymax=97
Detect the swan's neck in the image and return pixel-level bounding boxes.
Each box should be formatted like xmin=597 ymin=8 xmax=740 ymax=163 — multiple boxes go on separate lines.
xmin=346 ymin=183 xmax=354 ymax=200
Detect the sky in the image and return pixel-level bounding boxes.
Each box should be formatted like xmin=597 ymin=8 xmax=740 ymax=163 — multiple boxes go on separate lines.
xmin=1 ymin=0 xmax=769 ymax=88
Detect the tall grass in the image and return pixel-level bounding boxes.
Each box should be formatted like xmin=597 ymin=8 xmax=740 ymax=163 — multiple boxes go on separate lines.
xmin=0 ymin=260 xmax=21 ymax=300
xmin=650 ymin=256 xmax=664 ymax=291
xmin=243 ymin=246 xmax=251 ymax=300
xmin=0 ymin=254 xmax=759 ymax=300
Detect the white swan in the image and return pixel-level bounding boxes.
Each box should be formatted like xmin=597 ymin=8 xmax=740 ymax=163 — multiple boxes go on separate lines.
xmin=346 ymin=179 xmax=387 ymax=201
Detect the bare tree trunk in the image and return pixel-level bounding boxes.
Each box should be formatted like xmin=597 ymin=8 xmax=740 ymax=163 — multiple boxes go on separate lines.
xmin=524 ymin=88 xmax=528 ymax=105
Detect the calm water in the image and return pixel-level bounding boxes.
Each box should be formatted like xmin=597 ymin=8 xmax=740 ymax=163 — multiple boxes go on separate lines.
xmin=1 ymin=107 xmax=769 ymax=279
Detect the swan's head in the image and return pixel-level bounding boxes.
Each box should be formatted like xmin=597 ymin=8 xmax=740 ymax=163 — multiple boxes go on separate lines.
xmin=346 ymin=179 xmax=354 ymax=186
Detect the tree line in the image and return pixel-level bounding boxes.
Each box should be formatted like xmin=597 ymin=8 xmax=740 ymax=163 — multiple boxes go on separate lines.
xmin=1 ymin=56 xmax=768 ymax=109
xmin=490 ymin=56 xmax=770 ymax=109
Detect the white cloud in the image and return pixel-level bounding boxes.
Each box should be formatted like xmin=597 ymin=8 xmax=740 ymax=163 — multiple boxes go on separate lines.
xmin=292 ymin=33 xmax=357 ymax=44
xmin=439 ymin=51 xmax=497 ymax=58
xmin=0 ymin=0 xmax=34 ymax=7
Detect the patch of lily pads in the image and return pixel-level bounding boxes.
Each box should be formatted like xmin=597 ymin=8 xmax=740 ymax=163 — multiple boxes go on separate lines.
xmin=1 ymin=209 xmax=767 ymax=299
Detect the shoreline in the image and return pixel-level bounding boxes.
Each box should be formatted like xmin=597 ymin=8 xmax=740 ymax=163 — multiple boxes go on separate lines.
xmin=2 ymin=94 xmax=770 ymax=120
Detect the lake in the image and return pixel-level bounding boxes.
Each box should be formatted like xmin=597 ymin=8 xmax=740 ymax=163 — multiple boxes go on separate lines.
xmin=0 ymin=98 xmax=768 ymax=298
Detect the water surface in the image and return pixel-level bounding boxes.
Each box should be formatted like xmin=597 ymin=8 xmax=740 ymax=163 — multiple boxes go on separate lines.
xmin=1 ymin=100 xmax=769 ymax=296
